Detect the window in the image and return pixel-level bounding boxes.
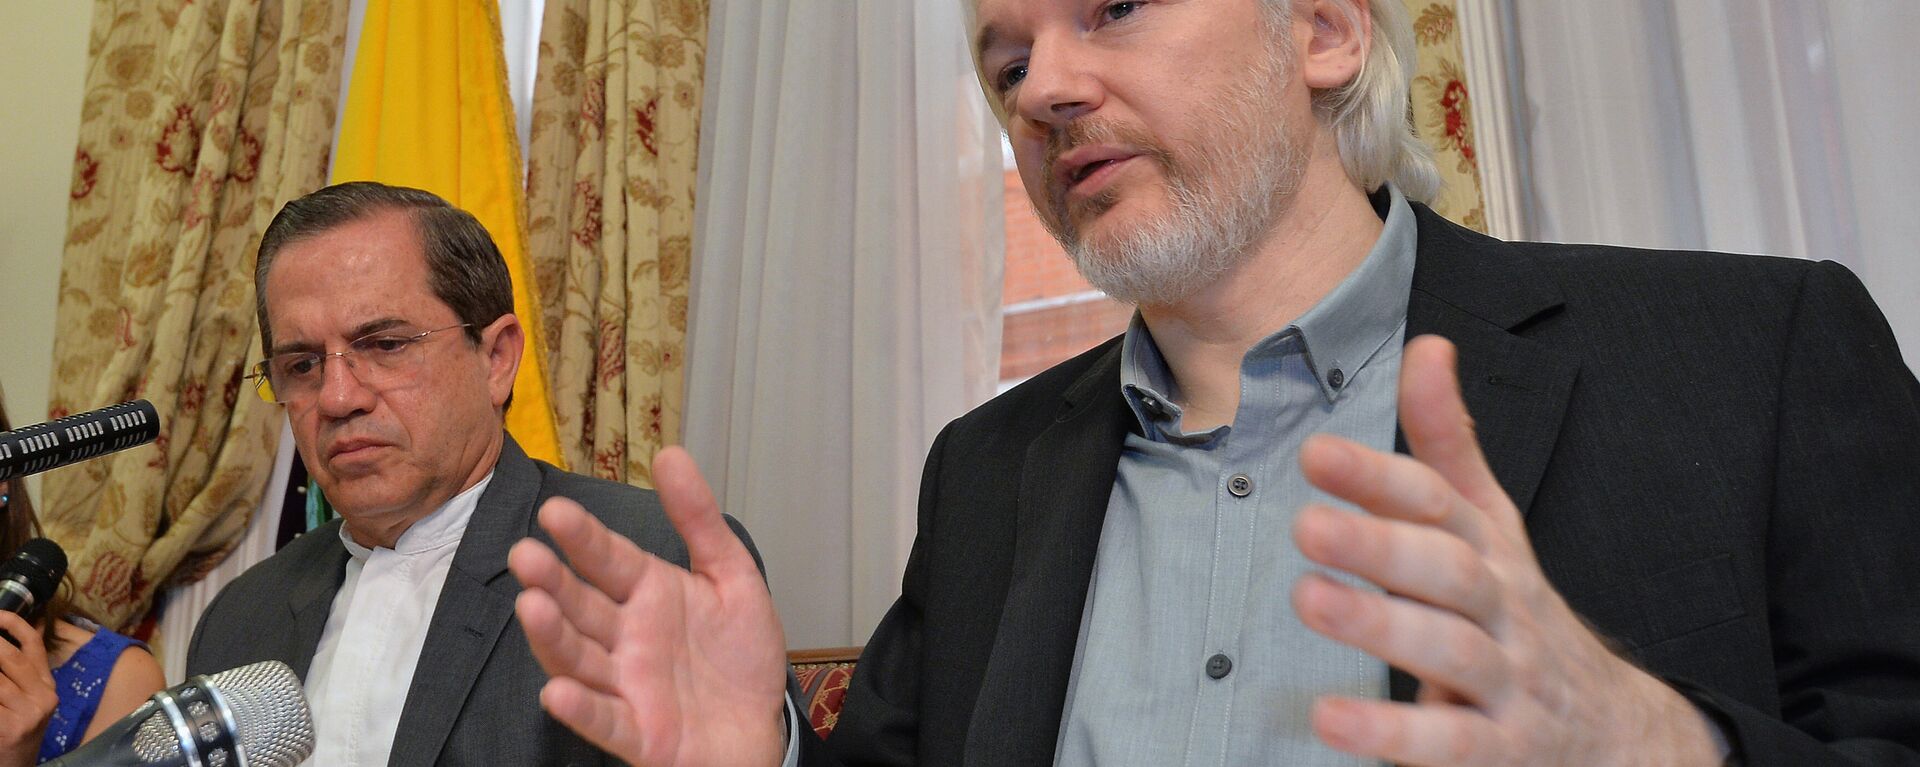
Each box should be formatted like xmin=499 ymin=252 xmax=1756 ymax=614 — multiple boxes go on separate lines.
xmin=997 ymin=140 xmax=1131 ymax=391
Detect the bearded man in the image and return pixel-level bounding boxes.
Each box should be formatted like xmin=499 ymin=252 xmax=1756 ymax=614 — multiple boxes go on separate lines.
xmin=506 ymin=0 xmax=1920 ymax=765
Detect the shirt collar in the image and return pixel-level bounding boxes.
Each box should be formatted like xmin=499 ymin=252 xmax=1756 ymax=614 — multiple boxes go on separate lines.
xmin=339 ymin=471 xmax=494 ymax=559
xmin=1119 ymin=183 xmax=1418 ymax=431
xmin=1290 ymin=182 xmax=1417 ymax=402
xmin=1119 ymin=312 xmax=1195 ymax=437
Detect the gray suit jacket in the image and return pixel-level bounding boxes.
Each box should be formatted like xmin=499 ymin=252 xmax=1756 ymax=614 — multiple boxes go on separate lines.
xmin=187 ymin=435 xmax=757 ymax=766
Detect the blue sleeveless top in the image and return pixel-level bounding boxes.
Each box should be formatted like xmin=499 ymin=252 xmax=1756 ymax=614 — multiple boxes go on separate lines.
xmin=36 ymin=623 xmax=141 ymax=763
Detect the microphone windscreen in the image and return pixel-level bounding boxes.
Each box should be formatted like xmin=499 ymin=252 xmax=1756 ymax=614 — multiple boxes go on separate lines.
xmin=128 ymin=660 xmax=315 ymax=767
xmin=12 ymin=538 xmax=65 ymax=605
xmin=209 ymin=660 xmax=315 ymax=767
xmin=0 ymin=400 xmax=159 ymax=482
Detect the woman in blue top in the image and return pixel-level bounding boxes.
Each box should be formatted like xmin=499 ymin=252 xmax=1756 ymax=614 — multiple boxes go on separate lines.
xmin=0 ymin=400 xmax=165 ymax=764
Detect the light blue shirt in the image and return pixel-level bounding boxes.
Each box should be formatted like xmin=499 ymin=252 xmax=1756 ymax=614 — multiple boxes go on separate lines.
xmin=1053 ymin=186 xmax=1417 ymax=767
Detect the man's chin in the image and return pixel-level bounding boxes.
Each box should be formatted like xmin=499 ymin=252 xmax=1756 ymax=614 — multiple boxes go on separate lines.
xmin=1062 ymin=194 xmax=1123 ymax=230
xmin=1066 ymin=219 xmax=1230 ymax=308
xmin=1067 ymin=217 xmax=1152 ymax=264
xmin=316 ymin=477 xmax=409 ymax=518
xmin=1066 ymin=189 xmax=1173 ymax=239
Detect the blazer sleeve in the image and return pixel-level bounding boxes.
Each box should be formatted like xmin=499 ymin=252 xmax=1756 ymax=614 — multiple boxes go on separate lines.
xmin=183 ymin=577 xmax=234 ymax=678
xmin=1678 ymin=260 xmax=1920 ymax=765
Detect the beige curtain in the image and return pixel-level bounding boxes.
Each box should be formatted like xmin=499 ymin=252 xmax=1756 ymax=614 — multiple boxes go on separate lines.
xmin=524 ymin=0 xmax=706 ymax=485
xmin=45 ymin=0 xmax=348 ymax=630
xmin=1404 ymin=0 xmax=1488 ymax=231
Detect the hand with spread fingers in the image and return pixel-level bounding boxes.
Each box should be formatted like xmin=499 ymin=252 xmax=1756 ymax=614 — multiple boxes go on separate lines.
xmin=508 ymin=447 xmax=789 ymax=767
xmin=0 ymin=612 xmax=56 ymax=767
xmin=1292 ymin=335 xmax=1723 ymax=766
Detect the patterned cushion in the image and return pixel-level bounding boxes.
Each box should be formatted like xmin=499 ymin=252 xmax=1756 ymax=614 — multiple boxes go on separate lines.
xmin=790 ymin=648 xmax=862 ymax=740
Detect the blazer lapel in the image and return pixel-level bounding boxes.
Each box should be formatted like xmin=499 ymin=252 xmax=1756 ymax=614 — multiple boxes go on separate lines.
xmin=1404 ymin=204 xmax=1580 ymax=517
xmin=285 ymin=529 xmax=351 ymax=678
xmin=1388 ymin=206 xmax=1579 ymax=702
xmin=965 ymin=343 xmax=1135 ymax=767
xmin=387 ymin=437 xmax=539 ymax=765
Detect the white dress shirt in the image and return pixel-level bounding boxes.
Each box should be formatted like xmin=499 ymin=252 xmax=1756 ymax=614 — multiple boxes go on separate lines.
xmin=302 ymin=473 xmax=492 ymax=766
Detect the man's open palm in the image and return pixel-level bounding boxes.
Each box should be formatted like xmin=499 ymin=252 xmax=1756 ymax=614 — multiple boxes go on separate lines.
xmin=509 ymin=447 xmax=789 ymax=767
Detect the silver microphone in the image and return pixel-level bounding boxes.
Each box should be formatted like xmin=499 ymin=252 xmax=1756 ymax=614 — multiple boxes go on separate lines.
xmin=46 ymin=660 xmax=315 ymax=767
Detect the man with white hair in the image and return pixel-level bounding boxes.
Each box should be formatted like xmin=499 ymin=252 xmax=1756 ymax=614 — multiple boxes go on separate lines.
xmin=507 ymin=0 xmax=1920 ymax=764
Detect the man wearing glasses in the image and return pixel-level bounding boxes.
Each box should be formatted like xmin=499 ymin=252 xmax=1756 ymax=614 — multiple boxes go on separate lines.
xmin=183 ymin=181 xmax=762 ymax=766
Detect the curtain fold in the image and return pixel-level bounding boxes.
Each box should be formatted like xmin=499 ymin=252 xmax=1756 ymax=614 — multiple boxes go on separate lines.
xmin=525 ymin=0 xmax=707 ymax=483
xmin=1511 ymin=0 xmax=1918 ymax=365
xmin=1403 ymin=0 xmax=1487 ymax=230
xmin=45 ymin=0 xmax=349 ymax=630
xmin=683 ymin=0 xmax=1004 ymax=647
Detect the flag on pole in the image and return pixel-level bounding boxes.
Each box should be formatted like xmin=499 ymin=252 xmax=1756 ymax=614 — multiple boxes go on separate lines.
xmin=330 ymin=0 xmax=565 ymax=468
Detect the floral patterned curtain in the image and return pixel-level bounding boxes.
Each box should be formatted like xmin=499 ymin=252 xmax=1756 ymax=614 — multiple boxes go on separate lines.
xmin=1403 ymin=0 xmax=1488 ymax=231
xmin=45 ymin=0 xmax=347 ymax=630
xmin=524 ymin=0 xmax=706 ymax=485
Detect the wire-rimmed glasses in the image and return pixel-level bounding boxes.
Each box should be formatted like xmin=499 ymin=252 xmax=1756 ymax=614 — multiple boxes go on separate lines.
xmin=247 ymin=323 xmax=473 ymax=405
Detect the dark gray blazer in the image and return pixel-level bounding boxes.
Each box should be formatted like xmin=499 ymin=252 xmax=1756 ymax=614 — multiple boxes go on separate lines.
xmin=187 ymin=436 xmax=756 ymax=766
xmin=814 ymin=204 xmax=1920 ymax=766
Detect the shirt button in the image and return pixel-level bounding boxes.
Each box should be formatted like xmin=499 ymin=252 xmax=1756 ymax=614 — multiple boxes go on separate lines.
xmin=1206 ymin=653 xmax=1233 ymax=679
xmin=1227 ymin=474 xmax=1253 ymax=497
xmin=1328 ymin=368 xmax=1346 ymax=389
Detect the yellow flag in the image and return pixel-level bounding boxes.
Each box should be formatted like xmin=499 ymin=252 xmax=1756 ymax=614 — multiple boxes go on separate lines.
xmin=331 ymin=0 xmax=565 ymax=468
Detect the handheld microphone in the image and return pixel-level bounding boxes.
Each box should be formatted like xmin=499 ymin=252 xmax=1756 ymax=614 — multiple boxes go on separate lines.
xmin=0 ymin=400 xmax=160 ymax=482
xmin=0 ymin=538 xmax=66 ymax=627
xmin=45 ymin=660 xmax=315 ymax=767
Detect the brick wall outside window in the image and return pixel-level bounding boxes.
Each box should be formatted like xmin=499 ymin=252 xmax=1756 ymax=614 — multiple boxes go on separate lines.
xmin=999 ymin=169 xmax=1132 ymax=385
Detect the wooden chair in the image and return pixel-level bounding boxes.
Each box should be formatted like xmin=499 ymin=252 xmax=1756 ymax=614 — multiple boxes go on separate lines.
xmin=789 ymin=647 xmax=863 ymax=740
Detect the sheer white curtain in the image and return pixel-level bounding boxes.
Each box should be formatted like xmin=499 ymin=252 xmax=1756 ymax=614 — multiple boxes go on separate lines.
xmin=1509 ymin=0 xmax=1919 ymax=364
xmin=685 ymin=1 xmax=1004 ymax=648
xmin=155 ymin=425 xmax=290 ymax=683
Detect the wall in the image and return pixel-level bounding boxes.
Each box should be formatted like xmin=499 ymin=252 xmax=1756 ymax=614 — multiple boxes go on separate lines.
xmin=0 ymin=7 xmax=93 ymax=492
xmin=997 ymin=169 xmax=1131 ymax=384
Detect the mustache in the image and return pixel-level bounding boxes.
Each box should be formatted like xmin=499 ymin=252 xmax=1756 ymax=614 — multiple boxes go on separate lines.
xmin=319 ymin=425 xmax=401 ymax=451
xmin=1043 ymin=120 xmax=1173 ymax=187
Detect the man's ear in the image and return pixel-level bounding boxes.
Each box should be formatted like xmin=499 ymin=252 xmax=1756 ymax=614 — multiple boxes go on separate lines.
xmin=1300 ymin=0 xmax=1371 ymax=91
xmin=481 ymin=315 xmax=525 ymax=409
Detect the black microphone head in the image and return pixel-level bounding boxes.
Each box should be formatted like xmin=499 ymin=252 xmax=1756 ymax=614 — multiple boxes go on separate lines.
xmin=7 ymin=538 xmax=66 ymax=607
xmin=0 ymin=399 xmax=160 ymax=482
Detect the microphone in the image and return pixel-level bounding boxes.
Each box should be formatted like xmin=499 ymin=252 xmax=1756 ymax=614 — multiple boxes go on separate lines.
xmin=0 ymin=400 xmax=160 ymax=482
xmin=0 ymin=538 xmax=66 ymax=628
xmin=45 ymin=660 xmax=315 ymax=767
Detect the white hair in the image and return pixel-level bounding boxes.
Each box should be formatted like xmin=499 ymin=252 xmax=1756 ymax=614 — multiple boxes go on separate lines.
xmin=1294 ymin=0 xmax=1440 ymax=201
xmin=967 ymin=0 xmax=1440 ymax=201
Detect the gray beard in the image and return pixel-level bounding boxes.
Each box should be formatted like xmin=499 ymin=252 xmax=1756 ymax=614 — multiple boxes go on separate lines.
xmin=1050 ymin=56 xmax=1304 ymax=308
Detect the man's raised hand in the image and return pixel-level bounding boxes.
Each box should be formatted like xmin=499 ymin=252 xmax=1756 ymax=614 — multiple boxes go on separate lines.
xmin=509 ymin=447 xmax=789 ymax=767
xmin=1292 ymin=335 xmax=1722 ymax=766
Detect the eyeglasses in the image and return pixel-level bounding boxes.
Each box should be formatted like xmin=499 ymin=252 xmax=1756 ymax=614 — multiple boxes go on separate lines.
xmin=249 ymin=324 xmax=473 ymax=405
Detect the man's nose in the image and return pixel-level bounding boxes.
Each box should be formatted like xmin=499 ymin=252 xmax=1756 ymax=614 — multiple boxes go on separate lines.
xmin=314 ymin=355 xmax=375 ymax=418
xmin=1013 ymin=38 xmax=1103 ymax=127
